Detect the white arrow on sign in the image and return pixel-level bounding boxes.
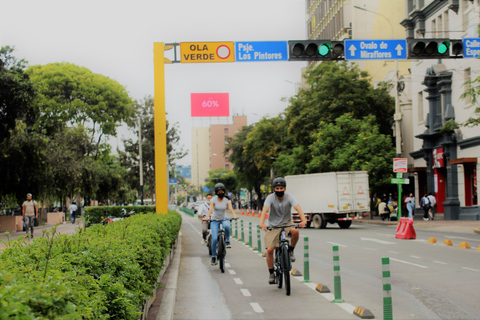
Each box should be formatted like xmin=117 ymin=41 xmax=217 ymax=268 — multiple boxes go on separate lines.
xmin=395 ymin=44 xmax=403 ymax=56
xmin=349 ymin=44 xmax=357 ymax=56
xmin=360 ymin=237 xmax=396 ymax=245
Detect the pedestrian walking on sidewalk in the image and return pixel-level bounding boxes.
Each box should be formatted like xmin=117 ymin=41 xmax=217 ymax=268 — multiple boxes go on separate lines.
xmin=199 ymin=193 xmax=213 ymax=245
xmin=427 ymin=192 xmax=437 ymax=220
xmin=405 ymin=193 xmax=415 ymax=218
xmin=22 ymin=193 xmax=38 ymax=238
xmin=69 ymin=202 xmax=78 ymax=224
xmin=420 ymin=194 xmax=431 ymax=221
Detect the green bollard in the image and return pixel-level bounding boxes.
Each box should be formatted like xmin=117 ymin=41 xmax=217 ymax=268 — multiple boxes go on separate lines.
xmin=302 ymin=237 xmax=312 ymax=283
xmin=331 ymin=245 xmax=344 ymax=303
xmin=235 ymin=219 xmax=238 ymax=239
xmin=257 ymin=225 xmax=262 ymax=253
xmin=240 ymin=220 xmax=244 ymax=242
xmin=248 ymin=222 xmax=253 ymax=247
xmin=382 ymin=257 xmax=393 ymax=320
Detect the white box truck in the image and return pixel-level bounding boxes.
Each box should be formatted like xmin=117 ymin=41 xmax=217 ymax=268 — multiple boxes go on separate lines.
xmin=285 ymin=171 xmax=370 ymax=229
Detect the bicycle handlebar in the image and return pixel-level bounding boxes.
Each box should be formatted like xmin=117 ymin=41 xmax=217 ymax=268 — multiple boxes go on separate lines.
xmin=209 ymin=217 xmax=239 ymax=222
xmin=267 ymin=224 xmax=299 ymax=231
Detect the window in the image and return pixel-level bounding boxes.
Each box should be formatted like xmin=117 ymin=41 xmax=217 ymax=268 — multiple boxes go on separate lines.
xmin=443 ymin=11 xmax=449 ymax=39
xmin=437 ymin=15 xmax=443 ymax=38
xmin=418 ymin=91 xmax=424 ymax=123
xmin=224 ymin=127 xmax=228 ymax=135
xmin=431 ymin=19 xmax=436 ymax=36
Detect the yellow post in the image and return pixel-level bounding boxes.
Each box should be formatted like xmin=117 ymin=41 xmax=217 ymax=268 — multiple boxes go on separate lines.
xmin=153 ymin=42 xmax=168 ymax=214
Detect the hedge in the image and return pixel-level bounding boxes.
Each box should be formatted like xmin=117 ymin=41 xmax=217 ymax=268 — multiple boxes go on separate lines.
xmin=0 ymin=210 xmax=181 ymax=319
xmin=84 ymin=205 xmax=156 ymax=227
xmin=179 ymin=206 xmax=195 ymax=217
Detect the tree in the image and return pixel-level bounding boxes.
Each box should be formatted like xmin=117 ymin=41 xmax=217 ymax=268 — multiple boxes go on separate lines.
xmin=205 ymin=169 xmax=237 ymax=193
xmin=461 ymin=77 xmax=480 ymax=127
xmin=26 ymin=62 xmax=136 ymax=158
xmin=0 ymin=46 xmax=36 ymax=143
xmin=120 ymin=95 xmax=187 ymax=197
xmin=285 ymin=61 xmax=394 ymax=148
xmin=225 ymin=125 xmax=265 ymax=207
xmin=307 ymin=114 xmax=395 ymax=192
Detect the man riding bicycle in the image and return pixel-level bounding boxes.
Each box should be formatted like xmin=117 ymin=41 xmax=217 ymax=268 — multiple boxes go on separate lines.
xmin=198 ymin=193 xmax=213 ymax=245
xmin=206 ymin=183 xmax=239 ymax=266
xmin=259 ymin=177 xmax=307 ymax=284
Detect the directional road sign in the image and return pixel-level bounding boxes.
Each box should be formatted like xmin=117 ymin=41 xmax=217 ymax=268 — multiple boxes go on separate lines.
xmin=463 ymin=38 xmax=480 ymax=58
xmin=180 ymin=42 xmax=235 ymax=63
xmin=168 ymin=179 xmax=177 ymax=184
xmin=236 ymin=41 xmax=288 ymax=62
xmin=345 ymin=39 xmax=407 ymax=60
xmin=391 ymin=178 xmax=409 ymax=184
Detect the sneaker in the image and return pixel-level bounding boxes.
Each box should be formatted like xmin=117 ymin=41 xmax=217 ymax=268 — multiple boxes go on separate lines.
xmin=268 ymin=273 xmax=276 ymax=285
xmin=211 ymin=257 xmax=217 ymax=265
xmin=423 ymin=218 xmax=429 ymax=221
xmin=226 ymin=242 xmax=231 ymax=248
xmin=201 ymin=239 xmax=206 ymax=245
xmin=289 ymin=250 xmax=296 ymax=262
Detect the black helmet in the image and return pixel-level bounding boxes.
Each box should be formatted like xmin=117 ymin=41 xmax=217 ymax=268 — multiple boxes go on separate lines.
xmin=272 ymin=177 xmax=286 ymax=188
xmin=214 ymin=183 xmax=226 ymax=193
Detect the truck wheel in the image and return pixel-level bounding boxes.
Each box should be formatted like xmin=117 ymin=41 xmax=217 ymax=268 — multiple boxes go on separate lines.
xmin=337 ymin=220 xmax=352 ymax=229
xmin=312 ymin=214 xmax=326 ymax=229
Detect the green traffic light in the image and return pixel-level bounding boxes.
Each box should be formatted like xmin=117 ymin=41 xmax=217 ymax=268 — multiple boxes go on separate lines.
xmin=437 ymin=41 xmax=449 ymax=54
xmin=319 ymin=43 xmax=331 ymax=56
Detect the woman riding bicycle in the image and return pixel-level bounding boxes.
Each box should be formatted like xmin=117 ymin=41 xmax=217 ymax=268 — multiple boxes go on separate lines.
xmin=259 ymin=177 xmax=307 ymax=284
xmin=206 ymin=183 xmax=239 ymax=266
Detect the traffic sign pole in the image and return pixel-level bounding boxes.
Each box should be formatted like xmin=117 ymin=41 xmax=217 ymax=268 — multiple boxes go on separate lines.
xmin=153 ymin=43 xmax=168 ymax=214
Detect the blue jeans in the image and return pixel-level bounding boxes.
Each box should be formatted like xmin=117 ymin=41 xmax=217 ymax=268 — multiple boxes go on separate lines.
xmin=210 ymin=219 xmax=230 ymax=258
xmin=406 ymin=204 xmax=414 ymax=218
xmin=70 ymin=211 xmax=76 ymax=223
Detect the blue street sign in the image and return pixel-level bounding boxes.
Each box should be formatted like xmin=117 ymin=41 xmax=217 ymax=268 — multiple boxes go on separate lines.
xmin=168 ymin=178 xmax=177 ymax=184
xmin=235 ymin=41 xmax=288 ymax=62
xmin=345 ymin=39 xmax=407 ymax=60
xmin=463 ymin=38 xmax=480 ymax=58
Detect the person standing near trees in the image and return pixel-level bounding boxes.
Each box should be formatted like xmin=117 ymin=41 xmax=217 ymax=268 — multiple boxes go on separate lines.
xmin=22 ymin=193 xmax=38 ymax=238
xmin=69 ymin=202 xmax=78 ymax=224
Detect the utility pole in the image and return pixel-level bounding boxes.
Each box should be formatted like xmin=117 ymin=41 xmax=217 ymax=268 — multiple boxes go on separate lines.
xmin=138 ymin=117 xmax=144 ymax=205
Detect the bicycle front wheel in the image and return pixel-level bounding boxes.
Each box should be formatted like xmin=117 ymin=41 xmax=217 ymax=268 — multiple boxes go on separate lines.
xmin=282 ymin=246 xmax=291 ymax=295
xmin=275 ymin=250 xmax=282 ymax=289
xmin=218 ymin=236 xmax=225 ymax=273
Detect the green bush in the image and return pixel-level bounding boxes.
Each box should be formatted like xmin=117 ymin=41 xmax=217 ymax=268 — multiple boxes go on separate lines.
xmin=84 ymin=205 xmax=156 ymax=227
xmin=0 ymin=210 xmax=181 ymax=319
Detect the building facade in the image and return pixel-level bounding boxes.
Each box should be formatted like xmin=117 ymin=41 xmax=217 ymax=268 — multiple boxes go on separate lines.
xmin=191 ymin=116 xmax=248 ymax=188
xmin=305 ymin=0 xmax=479 ymax=219
xmin=401 ymin=0 xmax=480 ymax=220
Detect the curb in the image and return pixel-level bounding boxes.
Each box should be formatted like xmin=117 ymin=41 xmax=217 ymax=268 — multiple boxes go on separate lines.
xmin=156 ymin=233 xmax=182 ymax=320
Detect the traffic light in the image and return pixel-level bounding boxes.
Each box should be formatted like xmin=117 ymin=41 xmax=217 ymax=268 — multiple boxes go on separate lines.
xmin=407 ymin=39 xmax=463 ymax=59
xmin=288 ymin=40 xmax=345 ymax=61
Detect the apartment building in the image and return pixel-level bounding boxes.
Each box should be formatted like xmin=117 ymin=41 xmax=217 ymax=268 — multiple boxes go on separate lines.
xmin=191 ymin=115 xmax=247 ymax=188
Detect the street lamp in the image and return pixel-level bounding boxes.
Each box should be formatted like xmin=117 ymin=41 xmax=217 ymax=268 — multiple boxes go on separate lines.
xmin=354 ymin=5 xmax=402 ymax=157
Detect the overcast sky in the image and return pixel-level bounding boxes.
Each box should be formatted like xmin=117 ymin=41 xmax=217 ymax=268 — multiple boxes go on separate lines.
xmin=1 ymin=0 xmax=307 ymax=166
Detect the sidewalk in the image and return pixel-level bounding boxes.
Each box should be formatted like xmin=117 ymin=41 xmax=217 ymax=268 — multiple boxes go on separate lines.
xmin=0 ymin=220 xmax=83 ymax=250
xmin=356 ymin=213 xmax=480 ymax=235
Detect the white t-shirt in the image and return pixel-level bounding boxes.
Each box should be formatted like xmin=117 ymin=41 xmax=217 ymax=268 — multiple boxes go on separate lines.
xmin=22 ymin=200 xmax=37 ymax=216
xmin=199 ymin=201 xmax=210 ymax=221
xmin=427 ymin=195 xmax=436 ymax=206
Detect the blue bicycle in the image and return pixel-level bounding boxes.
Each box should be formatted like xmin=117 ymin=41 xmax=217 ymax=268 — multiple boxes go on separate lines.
xmin=208 ymin=218 xmax=236 ymax=273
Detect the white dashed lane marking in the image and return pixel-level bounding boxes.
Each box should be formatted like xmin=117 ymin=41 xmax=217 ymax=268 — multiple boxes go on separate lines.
xmin=433 ymin=261 xmax=448 ymax=265
xmin=228 ymin=269 xmax=236 ymax=275
xmin=250 ymin=303 xmax=264 ymax=313
xmin=462 ymin=267 xmax=480 ymax=272
xmin=240 ymin=289 xmax=251 ymax=297
xmin=233 ymin=278 xmax=243 ymax=285
xmin=390 ymin=257 xmax=428 ymax=269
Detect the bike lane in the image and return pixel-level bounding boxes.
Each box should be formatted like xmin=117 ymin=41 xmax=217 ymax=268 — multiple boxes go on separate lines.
xmin=173 ymin=212 xmax=358 ymax=320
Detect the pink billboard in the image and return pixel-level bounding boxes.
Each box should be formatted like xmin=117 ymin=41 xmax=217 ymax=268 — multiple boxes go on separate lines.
xmin=191 ymin=93 xmax=230 ymax=117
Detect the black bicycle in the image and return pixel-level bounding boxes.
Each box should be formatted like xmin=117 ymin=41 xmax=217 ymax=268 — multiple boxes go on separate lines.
xmin=208 ymin=218 xmax=236 ymax=273
xmin=268 ymin=224 xmax=298 ymax=296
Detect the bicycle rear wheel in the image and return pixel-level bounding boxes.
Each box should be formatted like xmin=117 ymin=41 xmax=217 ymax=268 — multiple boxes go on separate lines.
xmin=207 ymin=234 xmax=212 ymax=256
xmin=218 ymin=236 xmax=225 ymax=273
xmin=282 ymin=246 xmax=291 ymax=295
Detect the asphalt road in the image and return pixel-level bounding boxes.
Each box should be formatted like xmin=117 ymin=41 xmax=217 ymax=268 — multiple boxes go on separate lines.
xmin=174 ymin=213 xmax=480 ymax=320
